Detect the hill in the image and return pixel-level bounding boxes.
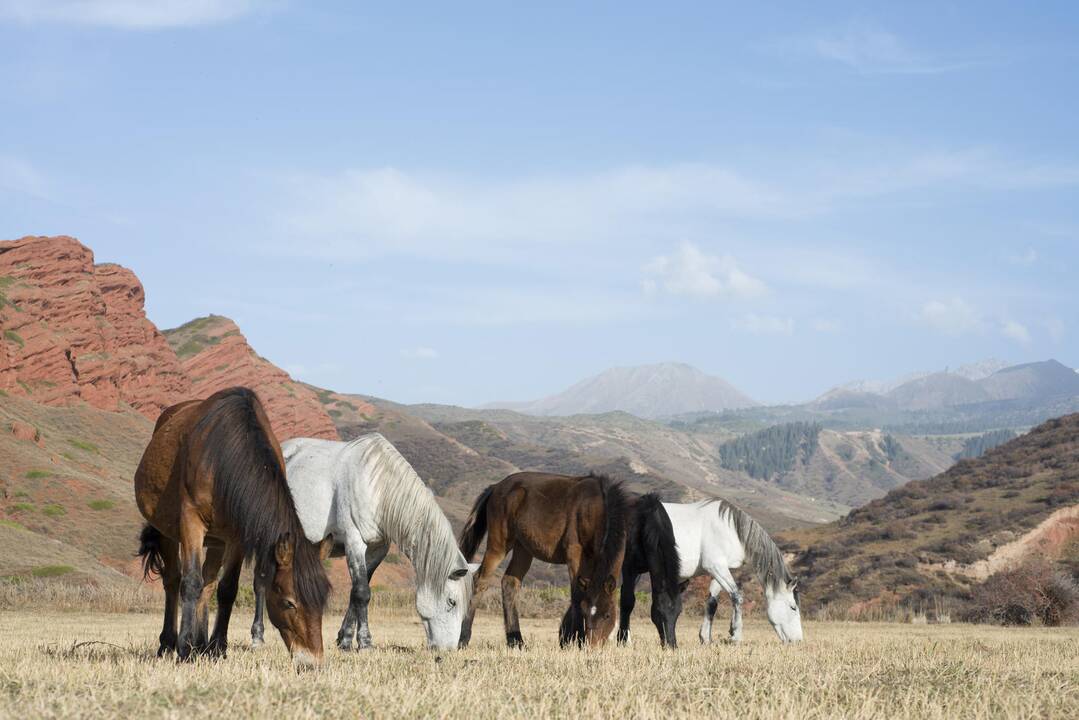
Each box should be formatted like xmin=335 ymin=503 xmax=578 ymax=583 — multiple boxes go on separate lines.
xmin=782 ymin=413 xmax=1079 ymax=614
xmin=485 ymin=362 xmax=757 ymax=419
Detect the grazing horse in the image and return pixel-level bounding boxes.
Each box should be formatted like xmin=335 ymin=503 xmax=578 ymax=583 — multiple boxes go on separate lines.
xmin=458 ymin=472 xmax=629 ymax=649
xmin=661 ymin=499 xmax=803 ymax=644
xmin=134 ymin=387 xmax=330 ymax=667
xmin=249 ymin=434 xmax=477 ymax=651
xmin=615 ymin=493 xmax=685 ymax=647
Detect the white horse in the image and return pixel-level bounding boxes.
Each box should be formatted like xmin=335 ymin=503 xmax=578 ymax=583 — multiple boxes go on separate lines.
xmin=249 ymin=433 xmax=477 ymax=651
xmin=663 ymin=499 xmax=803 ymax=643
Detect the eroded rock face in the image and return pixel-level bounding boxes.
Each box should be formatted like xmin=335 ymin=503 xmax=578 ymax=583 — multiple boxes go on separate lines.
xmin=1 ymin=235 xmax=338 ymax=441
xmin=164 ymin=315 xmax=338 ymax=441
xmin=0 ymin=236 xmax=190 ymax=419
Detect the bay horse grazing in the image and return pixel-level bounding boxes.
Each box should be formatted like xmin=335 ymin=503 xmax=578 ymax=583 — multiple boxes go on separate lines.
xmin=134 ymin=387 xmax=330 ymax=667
xmin=458 ymin=472 xmax=629 ymax=649
xmin=660 ymin=499 xmax=803 ymax=644
xmin=249 ymin=434 xmax=477 ymax=651
xmin=615 ymin=493 xmax=685 ymax=647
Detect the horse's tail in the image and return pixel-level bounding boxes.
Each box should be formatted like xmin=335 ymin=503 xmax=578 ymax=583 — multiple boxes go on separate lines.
xmin=637 ymin=493 xmax=681 ymax=595
xmin=137 ymin=524 xmax=166 ymax=581
xmin=459 ymin=484 xmax=495 ymax=560
xmin=593 ymin=475 xmax=629 ymax=587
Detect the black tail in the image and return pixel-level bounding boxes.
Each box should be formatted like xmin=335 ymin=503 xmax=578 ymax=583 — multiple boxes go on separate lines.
xmin=137 ymin=524 xmax=166 ymax=581
xmin=459 ymin=484 xmax=495 ymax=560
xmin=637 ymin=493 xmax=681 ymax=596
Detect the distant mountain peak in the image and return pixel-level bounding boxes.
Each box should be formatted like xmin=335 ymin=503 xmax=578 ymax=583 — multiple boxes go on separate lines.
xmin=483 ymin=362 xmax=757 ymax=419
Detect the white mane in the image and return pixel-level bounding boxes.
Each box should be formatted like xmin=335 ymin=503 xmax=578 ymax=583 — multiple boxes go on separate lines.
xmin=345 ymin=433 xmax=466 ymax=595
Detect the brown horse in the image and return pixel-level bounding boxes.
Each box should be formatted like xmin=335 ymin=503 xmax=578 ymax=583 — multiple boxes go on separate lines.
xmin=457 ymin=472 xmax=629 ymax=649
xmin=134 ymin=387 xmax=330 ymax=667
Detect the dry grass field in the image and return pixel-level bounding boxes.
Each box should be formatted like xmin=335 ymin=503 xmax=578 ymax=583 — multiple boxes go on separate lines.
xmin=1 ymin=608 xmax=1077 ymax=719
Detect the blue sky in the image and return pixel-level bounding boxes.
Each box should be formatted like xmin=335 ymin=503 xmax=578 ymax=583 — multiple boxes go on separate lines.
xmin=2 ymin=1 xmax=1078 ymax=406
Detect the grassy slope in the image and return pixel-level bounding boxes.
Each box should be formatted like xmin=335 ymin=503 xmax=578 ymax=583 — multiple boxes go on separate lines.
xmin=0 ymin=394 xmax=152 ymax=583
xmin=783 ymin=413 xmax=1079 ymax=610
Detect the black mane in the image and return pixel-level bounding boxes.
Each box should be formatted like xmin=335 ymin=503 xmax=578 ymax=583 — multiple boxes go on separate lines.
xmin=634 ymin=493 xmax=681 ymax=597
xmin=193 ymin=387 xmax=329 ymax=610
xmin=590 ymin=474 xmax=629 ymax=596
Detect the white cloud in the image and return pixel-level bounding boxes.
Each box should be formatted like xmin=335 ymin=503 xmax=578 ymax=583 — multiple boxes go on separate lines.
xmin=809 ymin=22 xmax=978 ymax=75
xmin=920 ymin=298 xmax=981 ymax=335
xmin=642 ymin=242 xmax=767 ymax=300
xmin=400 ymin=347 xmax=439 ymax=360
xmin=733 ymin=314 xmax=794 ymax=336
xmin=1000 ymin=320 xmax=1031 ymax=344
xmin=0 ymin=0 xmax=260 ymax=28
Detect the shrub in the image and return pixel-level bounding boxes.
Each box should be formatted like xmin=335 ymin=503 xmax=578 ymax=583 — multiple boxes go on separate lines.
xmin=87 ymin=500 xmax=114 ymax=511
xmin=967 ymin=559 xmax=1079 ymax=626
xmin=25 ymin=470 xmax=51 ymax=479
xmin=41 ymin=504 xmax=65 ymax=517
xmin=31 ymin=565 xmax=74 ymax=578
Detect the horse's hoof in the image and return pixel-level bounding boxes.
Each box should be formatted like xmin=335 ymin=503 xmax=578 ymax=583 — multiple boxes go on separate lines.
xmin=337 ymin=641 xmax=353 ymax=652
xmin=506 ymin=631 xmax=524 ymax=649
xmin=250 ymin=637 xmax=263 ymax=649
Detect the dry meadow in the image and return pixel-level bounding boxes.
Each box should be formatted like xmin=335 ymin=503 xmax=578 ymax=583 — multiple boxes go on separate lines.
xmin=1 ymin=607 xmax=1077 ymax=719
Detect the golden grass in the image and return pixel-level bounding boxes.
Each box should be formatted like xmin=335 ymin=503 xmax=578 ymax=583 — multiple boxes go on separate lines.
xmin=1 ymin=609 xmax=1077 ymax=719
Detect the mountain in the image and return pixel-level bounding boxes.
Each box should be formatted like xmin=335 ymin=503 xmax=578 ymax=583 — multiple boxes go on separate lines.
xmin=782 ymin=413 xmax=1079 ymax=614
xmin=485 ymin=362 xmax=757 ymax=419
xmin=978 ymin=360 xmax=1079 ymax=402
xmin=886 ymin=372 xmax=991 ymax=411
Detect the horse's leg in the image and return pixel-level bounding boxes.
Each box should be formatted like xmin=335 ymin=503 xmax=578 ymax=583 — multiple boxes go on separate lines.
xmin=250 ymin=570 xmax=267 ymax=648
xmin=352 ymin=542 xmax=389 ymax=650
xmin=699 ymin=579 xmax=722 ymax=645
xmin=558 ymin=603 xmax=580 ymax=647
xmin=337 ymin=531 xmax=370 ymax=651
xmin=157 ymin=535 xmax=181 ymax=657
xmin=617 ymin=572 xmax=638 ymax=645
xmin=501 ymin=546 xmax=532 ymax=648
xmin=193 ymin=545 xmax=224 ymax=653
xmin=206 ymin=543 xmax=244 ymax=658
xmin=460 ymin=528 xmax=508 ymax=649
xmin=563 ymin=542 xmax=586 ymax=647
xmin=176 ymin=515 xmax=207 ymax=662
xmin=712 ymin=567 xmax=744 ymax=643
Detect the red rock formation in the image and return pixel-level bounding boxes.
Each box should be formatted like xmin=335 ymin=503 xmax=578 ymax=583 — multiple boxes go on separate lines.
xmin=164 ymin=315 xmax=338 ymax=441
xmin=0 ymin=236 xmax=190 ymax=419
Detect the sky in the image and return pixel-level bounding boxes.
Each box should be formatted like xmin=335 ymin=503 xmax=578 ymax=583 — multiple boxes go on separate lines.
xmin=2 ymin=1 xmax=1078 ymax=406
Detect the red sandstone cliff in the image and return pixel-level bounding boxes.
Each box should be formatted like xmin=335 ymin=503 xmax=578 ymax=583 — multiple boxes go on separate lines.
xmin=0 ymin=235 xmax=338 ymax=441
xmin=0 ymin=236 xmax=190 ymax=418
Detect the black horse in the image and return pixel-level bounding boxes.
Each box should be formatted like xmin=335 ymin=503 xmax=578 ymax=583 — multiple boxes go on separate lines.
xmin=561 ymin=492 xmax=683 ymax=647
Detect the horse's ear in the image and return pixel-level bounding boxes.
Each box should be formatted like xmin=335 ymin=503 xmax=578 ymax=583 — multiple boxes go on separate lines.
xmin=577 ymin=577 xmax=590 ymax=592
xmin=468 ymin=562 xmax=480 ymax=575
xmin=603 ymin=576 xmax=616 ymax=595
xmin=788 ymin=576 xmax=800 ymax=591
xmin=275 ymin=532 xmax=294 ymax=567
xmin=318 ymin=536 xmax=334 ymax=562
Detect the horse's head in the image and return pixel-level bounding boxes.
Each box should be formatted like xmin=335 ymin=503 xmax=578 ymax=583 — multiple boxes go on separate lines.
xmin=650 ymin=580 xmax=688 ymax=648
xmin=415 ymin=553 xmax=478 ymax=651
xmin=577 ymin=574 xmax=619 ymax=646
xmin=264 ymin=533 xmax=326 ymax=668
xmin=764 ymin=577 xmax=803 ymax=643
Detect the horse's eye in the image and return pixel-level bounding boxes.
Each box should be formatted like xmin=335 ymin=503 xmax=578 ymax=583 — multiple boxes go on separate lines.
xmin=790 ymin=604 xmax=798 ymax=612
xmin=447 ymin=598 xmax=457 ymax=609
xmin=284 ymin=599 xmax=297 ymax=610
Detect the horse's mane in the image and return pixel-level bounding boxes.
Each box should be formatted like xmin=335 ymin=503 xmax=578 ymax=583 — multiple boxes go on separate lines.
xmin=705 ymin=498 xmax=792 ymax=592
xmin=635 ymin=493 xmax=681 ymax=596
xmin=589 ymin=473 xmax=629 ymax=594
xmin=347 ymin=433 xmax=469 ymax=598
xmin=194 ymin=387 xmax=330 ymax=611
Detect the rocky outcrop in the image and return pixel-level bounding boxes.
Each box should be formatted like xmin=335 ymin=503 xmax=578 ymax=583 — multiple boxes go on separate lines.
xmin=0 ymin=236 xmax=190 ymax=419
xmin=164 ymin=315 xmax=338 ymax=441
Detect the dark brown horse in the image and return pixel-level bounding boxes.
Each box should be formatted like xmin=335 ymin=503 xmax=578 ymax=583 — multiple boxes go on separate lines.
xmin=457 ymin=472 xmax=628 ymax=649
xmin=134 ymin=387 xmax=330 ymax=667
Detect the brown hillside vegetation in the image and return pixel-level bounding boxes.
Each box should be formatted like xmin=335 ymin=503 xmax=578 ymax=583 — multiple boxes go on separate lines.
xmin=784 ymin=413 xmax=1079 ymax=614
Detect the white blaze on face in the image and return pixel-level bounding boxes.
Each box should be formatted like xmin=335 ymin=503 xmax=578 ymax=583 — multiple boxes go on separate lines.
xmin=590 ymin=606 xmax=597 ymax=617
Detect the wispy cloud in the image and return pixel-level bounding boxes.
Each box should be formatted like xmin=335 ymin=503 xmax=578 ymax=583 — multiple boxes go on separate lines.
xmin=400 ymin=346 xmax=439 ymax=360
xmin=808 ymin=22 xmax=981 ymax=75
xmin=1001 ymin=319 xmax=1031 ymax=344
xmin=920 ymin=297 xmax=982 ymax=335
xmin=642 ymin=242 xmax=766 ymax=300
xmin=0 ymin=0 xmax=261 ymax=28
xmin=733 ymin=313 xmax=794 ymax=336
